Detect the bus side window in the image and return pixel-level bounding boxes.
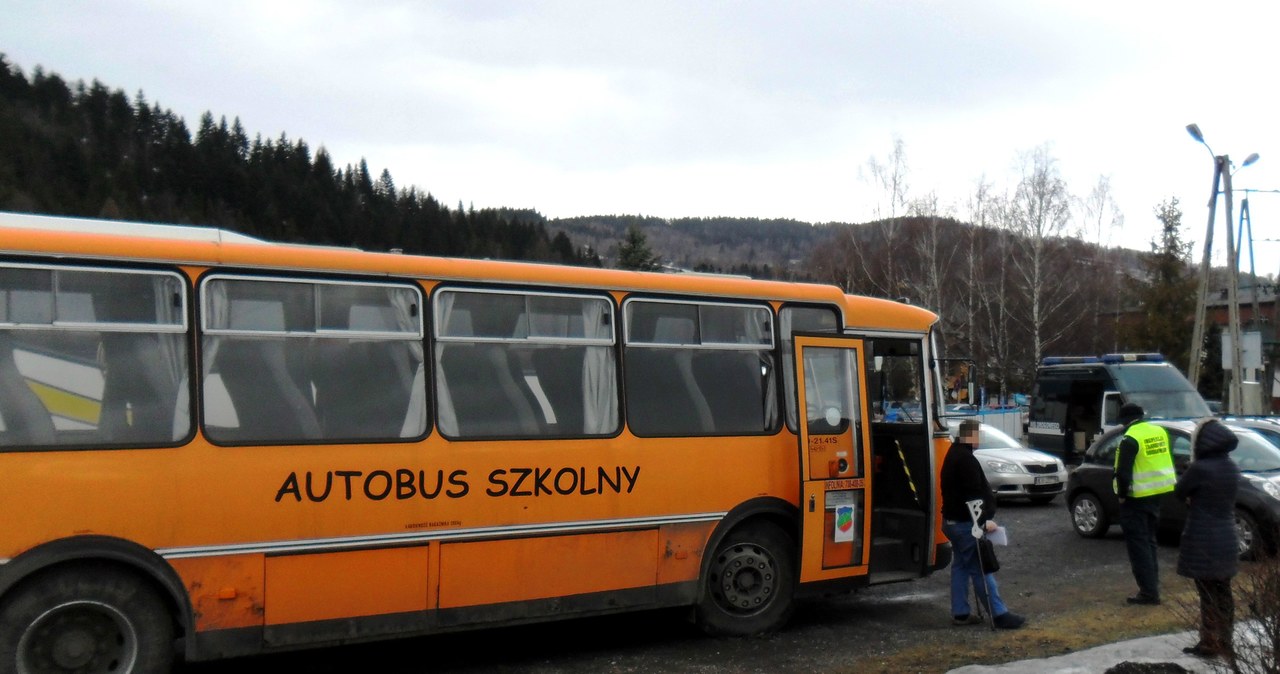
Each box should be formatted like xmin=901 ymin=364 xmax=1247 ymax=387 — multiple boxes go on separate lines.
xmin=0 ymin=265 xmax=189 ymax=449
xmin=434 ymin=289 xmax=617 ymax=440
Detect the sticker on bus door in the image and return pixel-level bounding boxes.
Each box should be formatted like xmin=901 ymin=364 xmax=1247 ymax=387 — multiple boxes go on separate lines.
xmin=834 ymin=493 xmax=855 ymax=544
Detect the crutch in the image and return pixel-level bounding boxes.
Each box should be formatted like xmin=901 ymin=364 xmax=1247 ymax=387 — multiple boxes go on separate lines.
xmin=966 ymin=498 xmax=998 ymax=631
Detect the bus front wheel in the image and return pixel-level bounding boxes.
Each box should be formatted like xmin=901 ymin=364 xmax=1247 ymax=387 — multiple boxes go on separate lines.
xmin=696 ymin=522 xmax=797 ymax=636
xmin=0 ymin=564 xmax=175 ymax=674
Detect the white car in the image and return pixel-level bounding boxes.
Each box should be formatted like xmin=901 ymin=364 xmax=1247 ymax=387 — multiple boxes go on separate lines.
xmin=947 ymin=420 xmax=1068 ymax=504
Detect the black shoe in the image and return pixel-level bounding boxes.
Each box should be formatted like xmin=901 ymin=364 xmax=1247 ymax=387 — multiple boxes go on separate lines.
xmin=951 ymin=614 xmax=983 ymax=626
xmin=993 ymin=612 xmax=1025 ymax=629
xmin=1126 ymin=594 xmax=1161 ymax=605
xmin=1182 ymin=644 xmax=1220 ymax=658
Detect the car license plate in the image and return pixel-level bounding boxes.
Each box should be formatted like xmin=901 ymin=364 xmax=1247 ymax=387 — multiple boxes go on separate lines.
xmin=1034 ymin=476 xmax=1059 ymax=485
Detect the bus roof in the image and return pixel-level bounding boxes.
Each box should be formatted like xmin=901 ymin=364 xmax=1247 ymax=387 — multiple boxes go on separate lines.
xmin=0 ymin=211 xmax=938 ymax=332
xmin=0 ymin=210 xmax=266 ymax=244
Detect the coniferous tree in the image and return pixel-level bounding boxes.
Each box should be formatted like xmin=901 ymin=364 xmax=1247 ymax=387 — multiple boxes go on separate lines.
xmin=616 ymin=226 xmax=662 ymax=271
xmin=1119 ymin=198 xmax=1196 ymax=369
xmin=0 ymin=55 xmax=588 ymax=266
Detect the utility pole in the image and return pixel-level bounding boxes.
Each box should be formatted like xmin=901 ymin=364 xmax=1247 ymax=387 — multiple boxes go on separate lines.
xmin=1222 ymin=163 xmax=1245 ymax=414
xmin=1186 ymin=156 xmax=1221 ymax=389
xmin=1185 ymin=124 xmax=1254 ymax=414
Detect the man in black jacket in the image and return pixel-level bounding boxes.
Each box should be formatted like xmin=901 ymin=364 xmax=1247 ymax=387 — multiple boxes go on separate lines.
xmin=940 ymin=420 xmax=1025 ymax=629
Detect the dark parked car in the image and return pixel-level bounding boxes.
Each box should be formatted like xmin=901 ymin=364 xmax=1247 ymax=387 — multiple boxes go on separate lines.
xmin=1220 ymin=416 xmax=1280 ymax=449
xmin=1066 ymin=419 xmax=1280 ymax=559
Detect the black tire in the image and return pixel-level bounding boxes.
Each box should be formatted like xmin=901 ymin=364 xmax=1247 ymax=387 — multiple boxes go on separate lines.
xmin=0 ymin=565 xmax=175 ymax=674
xmin=696 ymin=522 xmax=797 ymax=637
xmin=1070 ymin=492 xmax=1109 ymax=538
xmin=1236 ymin=508 xmax=1261 ymax=561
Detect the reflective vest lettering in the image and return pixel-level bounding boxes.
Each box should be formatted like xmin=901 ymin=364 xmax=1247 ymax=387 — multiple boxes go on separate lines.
xmin=1113 ymin=422 xmax=1175 ymax=498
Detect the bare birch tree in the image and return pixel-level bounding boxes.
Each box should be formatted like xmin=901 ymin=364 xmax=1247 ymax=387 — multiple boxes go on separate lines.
xmin=904 ymin=191 xmax=961 ymax=345
xmin=846 ymin=136 xmax=911 ymax=296
xmin=1008 ymin=144 xmax=1078 ymax=373
xmin=978 ymin=193 xmax=1020 ymax=402
xmin=1077 ymin=175 xmax=1124 ymax=353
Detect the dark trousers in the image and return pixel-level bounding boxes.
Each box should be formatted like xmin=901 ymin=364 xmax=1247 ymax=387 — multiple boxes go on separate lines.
xmin=1194 ymin=578 xmax=1234 ymax=655
xmin=1119 ymin=496 xmax=1161 ymax=599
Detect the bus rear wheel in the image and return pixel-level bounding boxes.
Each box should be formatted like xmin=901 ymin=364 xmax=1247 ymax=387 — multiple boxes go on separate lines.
xmin=696 ymin=522 xmax=796 ymax=637
xmin=0 ymin=565 xmax=174 ymax=674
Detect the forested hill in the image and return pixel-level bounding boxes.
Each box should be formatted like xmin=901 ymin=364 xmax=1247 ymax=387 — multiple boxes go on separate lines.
xmin=0 ymin=55 xmax=592 ymax=265
xmin=547 ymin=215 xmax=838 ymax=280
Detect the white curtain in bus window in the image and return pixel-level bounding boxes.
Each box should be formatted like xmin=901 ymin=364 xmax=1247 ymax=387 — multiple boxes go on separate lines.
xmin=201 ymin=277 xmax=424 ymax=444
xmin=0 ymin=264 xmax=188 ymax=448
xmin=623 ymin=300 xmax=776 ymax=437
xmin=433 ymin=289 xmax=617 ymax=439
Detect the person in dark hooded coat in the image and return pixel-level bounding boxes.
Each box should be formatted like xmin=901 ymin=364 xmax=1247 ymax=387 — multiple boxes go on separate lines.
xmin=1175 ymin=418 xmax=1240 ymax=660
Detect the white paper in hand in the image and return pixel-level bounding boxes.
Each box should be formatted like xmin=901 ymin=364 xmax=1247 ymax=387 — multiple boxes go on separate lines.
xmin=986 ymin=526 xmax=1008 ymax=546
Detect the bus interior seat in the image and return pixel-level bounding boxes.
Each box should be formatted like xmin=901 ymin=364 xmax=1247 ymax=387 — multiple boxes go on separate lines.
xmin=208 ymin=299 xmax=321 ymax=441
xmin=99 ymin=333 xmax=181 ymax=443
xmin=693 ymin=351 xmax=765 ymax=433
xmin=438 ymin=343 xmax=540 ymax=436
xmin=625 ymin=317 xmax=714 ymax=435
xmin=310 ymin=340 xmax=415 ymax=439
xmin=530 ymin=347 xmax=585 ymax=434
xmin=310 ymin=302 xmax=417 ymax=439
xmin=213 ymin=339 xmax=322 ymax=441
xmin=0 ymin=333 xmax=56 ymax=445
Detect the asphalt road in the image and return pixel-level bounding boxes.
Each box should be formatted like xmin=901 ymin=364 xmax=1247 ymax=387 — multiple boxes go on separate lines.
xmin=183 ymin=496 xmax=1184 ymax=673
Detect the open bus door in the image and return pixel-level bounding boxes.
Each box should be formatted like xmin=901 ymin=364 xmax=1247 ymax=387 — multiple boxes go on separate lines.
xmin=793 ymin=334 xmax=873 ymax=581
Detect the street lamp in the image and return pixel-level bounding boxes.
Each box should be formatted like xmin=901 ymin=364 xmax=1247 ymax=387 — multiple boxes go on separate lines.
xmin=1185 ymin=123 xmax=1260 ymax=415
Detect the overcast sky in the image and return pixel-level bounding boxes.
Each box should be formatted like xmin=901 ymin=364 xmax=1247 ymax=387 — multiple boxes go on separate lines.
xmin=4 ymin=1 xmax=1279 ymax=275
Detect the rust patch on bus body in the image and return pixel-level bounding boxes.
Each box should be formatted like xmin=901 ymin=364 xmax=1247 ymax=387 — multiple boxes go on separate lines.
xmin=658 ymin=521 xmax=713 ymax=584
xmin=170 ymin=555 xmax=265 ymax=631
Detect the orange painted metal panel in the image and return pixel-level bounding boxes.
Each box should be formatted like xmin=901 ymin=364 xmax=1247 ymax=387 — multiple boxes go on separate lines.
xmin=657 ymin=521 xmax=714 ymax=585
xmin=438 ymin=530 xmax=658 ymax=608
xmin=264 ymin=547 xmax=429 ymax=625
xmin=170 ymin=555 xmax=265 ymax=631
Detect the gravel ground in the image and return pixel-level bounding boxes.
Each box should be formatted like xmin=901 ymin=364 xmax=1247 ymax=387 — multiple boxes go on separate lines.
xmin=187 ymin=498 xmax=1195 ymax=674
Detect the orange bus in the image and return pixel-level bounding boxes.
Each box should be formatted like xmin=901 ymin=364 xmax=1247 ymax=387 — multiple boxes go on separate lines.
xmin=0 ymin=211 xmax=952 ymax=672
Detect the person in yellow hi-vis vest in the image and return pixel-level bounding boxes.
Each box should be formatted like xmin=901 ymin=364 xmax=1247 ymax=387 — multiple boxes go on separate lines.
xmin=1113 ymin=403 xmax=1175 ymax=605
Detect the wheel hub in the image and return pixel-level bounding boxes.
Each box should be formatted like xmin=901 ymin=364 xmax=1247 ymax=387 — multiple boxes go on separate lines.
xmin=20 ymin=601 xmax=132 ymax=674
xmin=717 ymin=544 xmax=776 ymax=612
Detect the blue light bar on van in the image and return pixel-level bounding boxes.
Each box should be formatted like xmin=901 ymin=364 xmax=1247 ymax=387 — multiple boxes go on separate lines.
xmin=1101 ymin=353 xmax=1165 ymax=363
xmin=1041 ymin=356 xmax=1101 ymax=365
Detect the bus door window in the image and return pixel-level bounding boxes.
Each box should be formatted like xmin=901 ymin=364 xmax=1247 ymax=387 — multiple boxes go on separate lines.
xmin=779 ymin=306 xmax=840 ymax=432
